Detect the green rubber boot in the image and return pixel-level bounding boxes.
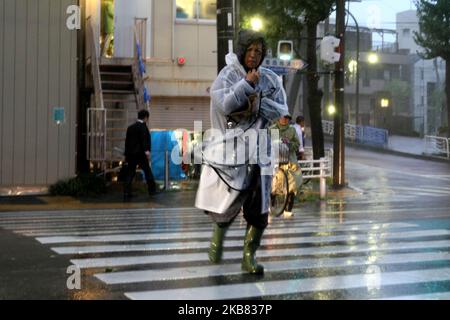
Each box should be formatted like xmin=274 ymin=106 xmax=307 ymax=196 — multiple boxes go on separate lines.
xmin=208 ymin=223 xmax=229 ymax=264
xmin=241 ymin=225 xmax=265 ymax=275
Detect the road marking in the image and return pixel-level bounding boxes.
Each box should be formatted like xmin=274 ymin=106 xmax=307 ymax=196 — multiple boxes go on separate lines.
xmin=96 ymin=251 xmax=450 ymax=284
xmin=38 ymin=222 xmax=417 ymax=244
xmin=70 ymin=239 xmax=450 ymax=269
xmin=125 ymin=268 xmax=450 ymax=300
xmin=375 ymin=292 xmax=450 ymax=300
xmin=52 ymin=229 xmax=447 ymax=255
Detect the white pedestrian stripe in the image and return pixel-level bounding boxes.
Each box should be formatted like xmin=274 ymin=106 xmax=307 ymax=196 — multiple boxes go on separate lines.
xmin=375 ymin=292 xmax=450 ymax=300
xmin=37 ymin=222 xmax=417 ymax=244
xmin=125 ymin=268 xmax=450 ymax=300
xmin=96 ymin=251 xmax=450 ymax=284
xmin=70 ymin=239 xmax=450 ymax=269
xmin=52 ymin=229 xmax=446 ymax=255
xmin=1 ymin=207 xmax=449 ymax=300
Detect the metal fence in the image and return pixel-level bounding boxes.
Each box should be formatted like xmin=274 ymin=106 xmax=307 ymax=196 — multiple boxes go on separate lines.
xmin=322 ymin=120 xmax=389 ymax=147
xmin=424 ymin=135 xmax=450 ymax=159
xmin=300 ymin=147 xmax=333 ymax=199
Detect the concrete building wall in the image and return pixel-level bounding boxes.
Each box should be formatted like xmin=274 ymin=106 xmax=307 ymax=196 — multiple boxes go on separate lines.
xmin=0 ymin=0 xmax=78 ymax=187
xmin=396 ymin=10 xmax=420 ymax=55
xmin=412 ymin=58 xmax=446 ymax=135
xmin=147 ymin=0 xmax=217 ymax=98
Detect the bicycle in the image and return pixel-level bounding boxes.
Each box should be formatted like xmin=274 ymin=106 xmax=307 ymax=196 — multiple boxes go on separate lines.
xmin=269 ymin=142 xmax=290 ymax=217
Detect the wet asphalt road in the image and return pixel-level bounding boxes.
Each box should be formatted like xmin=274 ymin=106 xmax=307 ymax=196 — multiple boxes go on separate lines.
xmin=0 ymin=147 xmax=449 ymax=300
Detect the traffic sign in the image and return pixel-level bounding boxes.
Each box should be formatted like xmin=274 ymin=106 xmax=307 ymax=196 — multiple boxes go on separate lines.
xmin=261 ymin=58 xmax=307 ymax=75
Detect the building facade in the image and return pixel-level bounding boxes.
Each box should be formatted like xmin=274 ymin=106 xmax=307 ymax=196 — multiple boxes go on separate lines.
xmin=396 ymin=10 xmax=446 ymax=136
xmin=86 ymin=0 xmax=218 ymax=131
xmin=0 ymin=0 xmax=78 ymax=190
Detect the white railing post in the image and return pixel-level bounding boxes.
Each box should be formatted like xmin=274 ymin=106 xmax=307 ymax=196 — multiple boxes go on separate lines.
xmin=319 ymin=157 xmax=327 ymax=200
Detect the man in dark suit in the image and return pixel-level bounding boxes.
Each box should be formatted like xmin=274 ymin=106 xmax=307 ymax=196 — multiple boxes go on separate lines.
xmin=123 ymin=109 xmax=157 ymax=200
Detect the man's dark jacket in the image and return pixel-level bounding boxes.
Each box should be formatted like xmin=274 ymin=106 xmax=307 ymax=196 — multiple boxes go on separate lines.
xmin=124 ymin=121 xmax=151 ymax=157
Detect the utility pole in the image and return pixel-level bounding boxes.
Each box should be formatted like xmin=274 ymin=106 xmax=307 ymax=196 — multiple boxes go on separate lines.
xmin=333 ymin=0 xmax=346 ymax=188
xmin=323 ymin=18 xmax=330 ymax=119
xmin=217 ymin=0 xmax=235 ymax=73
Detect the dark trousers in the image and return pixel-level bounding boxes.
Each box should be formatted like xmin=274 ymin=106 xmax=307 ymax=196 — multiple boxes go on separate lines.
xmin=210 ymin=165 xmax=268 ymax=230
xmin=124 ymin=154 xmax=156 ymax=195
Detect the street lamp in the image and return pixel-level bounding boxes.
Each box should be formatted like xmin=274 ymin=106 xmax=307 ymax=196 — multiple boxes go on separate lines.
xmin=368 ymin=52 xmax=379 ymax=64
xmin=380 ymin=98 xmax=390 ymax=108
xmin=327 ymin=104 xmax=337 ymax=116
xmin=250 ymin=17 xmax=263 ymax=31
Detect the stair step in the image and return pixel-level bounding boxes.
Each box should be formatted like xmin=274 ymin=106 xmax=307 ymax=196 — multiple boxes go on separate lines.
xmin=103 ymin=90 xmax=135 ymax=95
xmin=100 ymin=71 xmax=133 ymax=76
xmin=99 ymin=64 xmax=132 ymax=73
xmin=101 ymin=80 xmax=133 ymax=85
xmin=104 ymin=98 xmax=137 ymax=103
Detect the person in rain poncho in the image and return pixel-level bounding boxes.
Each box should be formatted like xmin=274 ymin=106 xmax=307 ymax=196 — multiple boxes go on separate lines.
xmin=195 ymin=30 xmax=288 ymax=274
xmin=270 ymin=113 xmax=301 ymax=219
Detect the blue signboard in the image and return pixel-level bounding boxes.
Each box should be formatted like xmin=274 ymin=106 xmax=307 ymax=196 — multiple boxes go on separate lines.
xmin=53 ymin=107 xmax=65 ymax=124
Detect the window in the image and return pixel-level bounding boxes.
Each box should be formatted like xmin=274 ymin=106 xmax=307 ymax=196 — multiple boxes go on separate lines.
xmin=403 ymin=28 xmax=410 ymax=36
xmin=176 ymin=0 xmax=216 ymax=21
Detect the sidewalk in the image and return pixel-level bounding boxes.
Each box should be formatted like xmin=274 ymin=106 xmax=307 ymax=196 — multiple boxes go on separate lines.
xmin=387 ymin=135 xmax=425 ymax=156
xmin=325 ymin=134 xmax=449 ymax=162
xmin=0 ymin=179 xmax=359 ymax=213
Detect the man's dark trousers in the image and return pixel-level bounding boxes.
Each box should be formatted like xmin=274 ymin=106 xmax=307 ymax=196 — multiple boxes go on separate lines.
xmin=124 ymin=154 xmax=156 ymax=196
xmin=123 ymin=120 xmax=157 ymax=197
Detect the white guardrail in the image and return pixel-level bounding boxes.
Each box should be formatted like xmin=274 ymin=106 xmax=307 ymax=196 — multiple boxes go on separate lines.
xmin=299 ymin=147 xmax=333 ymax=199
xmin=425 ymin=135 xmax=450 ymax=159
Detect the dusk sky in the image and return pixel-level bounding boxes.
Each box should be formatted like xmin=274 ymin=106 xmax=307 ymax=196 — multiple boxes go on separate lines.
xmin=347 ymin=0 xmax=417 ymax=29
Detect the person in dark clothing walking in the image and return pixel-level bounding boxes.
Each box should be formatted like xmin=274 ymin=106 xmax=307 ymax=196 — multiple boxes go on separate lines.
xmin=123 ymin=109 xmax=157 ymax=200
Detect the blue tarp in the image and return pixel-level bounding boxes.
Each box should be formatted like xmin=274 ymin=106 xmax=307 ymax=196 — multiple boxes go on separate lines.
xmin=150 ymin=131 xmax=186 ymax=181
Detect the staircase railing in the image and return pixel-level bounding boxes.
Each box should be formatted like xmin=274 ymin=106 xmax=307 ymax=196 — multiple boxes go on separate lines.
xmin=87 ymin=108 xmax=106 ymax=161
xmin=86 ymin=17 xmax=106 ymax=162
xmin=132 ymin=18 xmax=150 ymax=111
xmin=86 ymin=17 xmax=104 ymax=110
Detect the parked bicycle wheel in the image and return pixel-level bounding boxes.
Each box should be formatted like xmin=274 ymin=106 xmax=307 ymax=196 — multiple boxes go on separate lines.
xmin=270 ymin=167 xmax=289 ymax=217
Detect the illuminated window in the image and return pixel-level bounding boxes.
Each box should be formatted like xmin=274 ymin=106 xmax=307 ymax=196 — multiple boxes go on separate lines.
xmin=176 ymin=0 xmax=197 ymax=19
xmin=198 ymin=0 xmax=216 ymax=20
xmin=176 ymin=0 xmax=216 ymax=21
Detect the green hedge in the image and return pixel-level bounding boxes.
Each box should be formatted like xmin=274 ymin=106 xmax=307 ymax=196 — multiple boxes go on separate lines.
xmin=49 ymin=174 xmax=107 ymax=197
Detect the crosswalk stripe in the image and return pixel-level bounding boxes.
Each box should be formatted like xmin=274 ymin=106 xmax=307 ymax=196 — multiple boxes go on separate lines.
xmin=96 ymin=251 xmax=450 ymax=284
xmin=37 ymin=222 xmax=418 ymax=244
xmin=124 ymin=267 xmax=450 ymax=300
xmin=375 ymin=292 xmax=450 ymax=300
xmin=15 ymin=219 xmax=417 ymax=237
xmin=0 ymin=215 xmax=322 ymax=229
xmin=0 ymin=207 xmax=200 ymax=218
xmin=2 ymin=205 xmax=448 ymax=300
xmin=70 ymin=239 xmax=450 ymax=269
xmin=51 ymin=229 xmax=448 ymax=255
xmin=394 ymin=187 xmax=450 ymax=195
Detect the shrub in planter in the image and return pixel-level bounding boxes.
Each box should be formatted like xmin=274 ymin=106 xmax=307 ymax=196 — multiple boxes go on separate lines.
xmin=49 ymin=173 xmax=107 ymax=197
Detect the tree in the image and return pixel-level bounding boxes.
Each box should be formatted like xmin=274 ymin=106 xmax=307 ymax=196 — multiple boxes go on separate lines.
xmin=302 ymin=2 xmax=335 ymax=160
xmin=240 ymin=0 xmax=335 ymax=159
xmin=414 ymin=0 xmax=450 ymax=137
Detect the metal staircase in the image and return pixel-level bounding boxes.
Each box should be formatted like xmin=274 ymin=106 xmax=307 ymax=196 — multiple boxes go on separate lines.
xmin=86 ymin=17 xmax=149 ymax=170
